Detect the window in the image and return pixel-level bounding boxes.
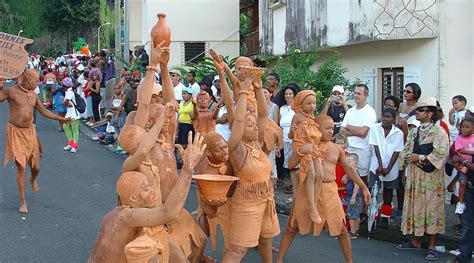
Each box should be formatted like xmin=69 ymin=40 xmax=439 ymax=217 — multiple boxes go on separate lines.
xmin=184 ymin=42 xmax=206 ymax=64
xmin=381 ymin=67 xmax=404 ymax=103
xmin=268 ymin=0 xmax=286 ymax=9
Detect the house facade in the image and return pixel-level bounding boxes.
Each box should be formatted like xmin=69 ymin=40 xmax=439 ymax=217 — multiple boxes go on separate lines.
xmin=258 ymin=0 xmax=473 ymax=115
xmin=128 ymin=0 xmax=240 ymax=68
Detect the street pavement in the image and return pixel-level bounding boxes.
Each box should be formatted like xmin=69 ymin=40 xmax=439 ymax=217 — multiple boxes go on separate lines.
xmin=0 ymin=102 xmax=453 ymax=262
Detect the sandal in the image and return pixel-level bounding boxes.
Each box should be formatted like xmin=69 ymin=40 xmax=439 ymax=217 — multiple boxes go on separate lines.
xmin=396 ymin=241 xmax=421 ymax=250
xmin=425 ymin=249 xmax=439 ymax=261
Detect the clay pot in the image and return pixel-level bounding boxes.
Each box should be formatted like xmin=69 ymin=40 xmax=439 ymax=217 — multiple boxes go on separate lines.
xmin=192 ymin=174 xmax=239 ymax=204
xmin=150 ymin=13 xmax=171 ymax=48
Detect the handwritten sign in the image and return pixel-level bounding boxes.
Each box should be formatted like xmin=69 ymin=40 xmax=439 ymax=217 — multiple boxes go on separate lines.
xmin=0 ymin=32 xmax=33 ymax=79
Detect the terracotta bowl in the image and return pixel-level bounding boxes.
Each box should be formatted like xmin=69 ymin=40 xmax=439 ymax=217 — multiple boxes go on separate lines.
xmin=193 ymin=174 xmax=239 ymax=203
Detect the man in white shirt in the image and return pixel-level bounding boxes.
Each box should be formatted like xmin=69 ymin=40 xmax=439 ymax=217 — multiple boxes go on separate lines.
xmin=368 ymin=108 xmax=404 ymax=227
xmin=170 ymin=69 xmax=185 ymax=102
xmin=340 ymin=84 xmax=377 ymax=180
xmin=186 ymin=71 xmax=200 ymax=97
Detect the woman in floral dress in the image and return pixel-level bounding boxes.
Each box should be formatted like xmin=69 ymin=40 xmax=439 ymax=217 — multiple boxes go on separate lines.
xmin=397 ymin=97 xmax=449 ymax=261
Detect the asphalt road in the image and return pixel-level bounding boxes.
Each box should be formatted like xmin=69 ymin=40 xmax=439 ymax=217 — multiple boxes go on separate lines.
xmin=0 ymin=101 xmax=453 ymax=262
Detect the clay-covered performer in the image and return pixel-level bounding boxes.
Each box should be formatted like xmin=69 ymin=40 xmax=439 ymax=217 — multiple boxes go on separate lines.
xmin=0 ymin=69 xmax=69 ymax=213
xmin=194 ymin=132 xmax=234 ymax=255
xmin=277 ymin=115 xmax=370 ymax=263
xmin=288 ymin=90 xmax=324 ymax=224
xmin=191 ymin=91 xmax=221 ymax=134
xmin=88 ymin=132 xmax=206 ymax=263
xmin=220 ymin=68 xmax=280 ymax=263
xmin=124 ymin=40 xmax=208 ymax=262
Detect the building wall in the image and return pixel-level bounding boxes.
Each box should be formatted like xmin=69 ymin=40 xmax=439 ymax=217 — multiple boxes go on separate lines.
xmin=129 ymin=0 xmax=239 ymax=68
xmin=260 ymin=0 xmax=439 ymax=55
xmin=316 ymin=38 xmax=439 ymax=114
xmin=439 ymin=0 xmax=474 ymax=114
xmin=128 ymin=0 xmax=143 ymax=49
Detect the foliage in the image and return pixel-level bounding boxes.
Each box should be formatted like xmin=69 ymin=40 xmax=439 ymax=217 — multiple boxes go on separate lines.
xmin=0 ymin=0 xmax=47 ymax=38
xmin=267 ymin=44 xmax=357 ymax=111
xmin=98 ymin=0 xmax=115 ymax=50
xmin=174 ymin=56 xmax=237 ymax=83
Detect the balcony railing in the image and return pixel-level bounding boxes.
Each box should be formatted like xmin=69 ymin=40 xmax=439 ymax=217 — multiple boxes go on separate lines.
xmin=241 ymin=28 xmax=259 ymax=56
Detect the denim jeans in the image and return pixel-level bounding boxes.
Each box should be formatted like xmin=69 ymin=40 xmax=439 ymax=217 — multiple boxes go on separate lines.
xmin=458 ymin=186 xmax=474 ymax=263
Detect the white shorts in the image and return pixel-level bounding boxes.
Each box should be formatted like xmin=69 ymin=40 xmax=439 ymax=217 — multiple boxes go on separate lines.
xmin=346 ymin=146 xmax=372 ymax=177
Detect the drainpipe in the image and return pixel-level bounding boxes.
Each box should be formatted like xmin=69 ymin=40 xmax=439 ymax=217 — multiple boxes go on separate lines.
xmin=438 ymin=0 xmax=447 ymax=117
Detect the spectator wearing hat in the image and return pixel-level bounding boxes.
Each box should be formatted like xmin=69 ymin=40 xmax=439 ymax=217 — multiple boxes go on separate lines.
xmin=186 ymin=71 xmax=200 ymax=97
xmin=63 ymin=78 xmax=82 ymax=153
xmin=321 ymin=85 xmax=349 ymax=135
xmin=211 ymin=75 xmax=220 ymax=99
xmin=170 ymin=69 xmax=185 ymax=102
xmin=397 ymin=96 xmax=449 ymax=261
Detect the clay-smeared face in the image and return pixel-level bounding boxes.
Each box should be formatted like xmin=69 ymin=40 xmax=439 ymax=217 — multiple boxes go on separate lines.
xmin=243 ymin=114 xmax=259 ymax=141
xmin=301 ymin=95 xmax=316 ymax=114
xmin=149 ymin=104 xmax=171 ymax=134
xmin=137 ymin=178 xmax=156 ymax=208
xmin=318 ymin=118 xmax=334 ymax=141
xmin=118 ymin=125 xmax=147 ymax=154
xmin=197 ymin=93 xmax=210 ymax=108
xmin=208 ymin=139 xmax=229 ymax=163
xmin=22 ymin=70 xmax=40 ymax=90
xmin=235 ymin=57 xmax=254 ymax=81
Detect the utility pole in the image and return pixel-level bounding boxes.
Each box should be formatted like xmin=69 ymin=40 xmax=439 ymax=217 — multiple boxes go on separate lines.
xmin=114 ymin=0 xmax=122 ymax=84
xmin=123 ymin=0 xmax=130 ymax=65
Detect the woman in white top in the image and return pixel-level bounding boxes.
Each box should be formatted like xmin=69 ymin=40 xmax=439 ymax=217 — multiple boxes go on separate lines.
xmin=399 ymin=83 xmax=421 ymax=120
xmin=62 ymin=78 xmax=81 ymax=153
xmin=278 ymin=84 xmax=300 ymax=202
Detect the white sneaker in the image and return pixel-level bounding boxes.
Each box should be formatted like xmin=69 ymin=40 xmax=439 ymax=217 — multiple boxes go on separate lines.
xmin=455 ymin=202 xmax=466 ymax=214
xmin=70 ymin=148 xmax=78 ymax=153
xmin=92 ymin=136 xmax=100 ymax=141
xmin=64 ymin=145 xmax=72 ymax=151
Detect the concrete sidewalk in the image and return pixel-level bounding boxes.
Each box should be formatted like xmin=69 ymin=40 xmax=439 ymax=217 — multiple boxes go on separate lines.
xmin=79 ymin=120 xmax=462 ymax=250
xmin=273 ymin=184 xmax=462 ymax=250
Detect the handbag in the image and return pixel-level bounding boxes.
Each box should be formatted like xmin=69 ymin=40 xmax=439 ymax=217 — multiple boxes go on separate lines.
xmin=412 ymin=127 xmax=436 ymax=173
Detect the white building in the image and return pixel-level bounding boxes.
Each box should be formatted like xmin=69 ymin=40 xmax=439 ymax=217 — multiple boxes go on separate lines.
xmin=258 ymin=0 xmax=473 ymax=115
xmin=128 ymin=0 xmax=240 ymax=68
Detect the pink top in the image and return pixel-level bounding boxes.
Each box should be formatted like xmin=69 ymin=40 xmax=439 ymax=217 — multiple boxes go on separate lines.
xmin=454 ymin=134 xmax=474 ymax=161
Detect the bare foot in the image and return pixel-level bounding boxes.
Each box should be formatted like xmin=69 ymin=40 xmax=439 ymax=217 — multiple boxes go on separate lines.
xmin=308 ymin=206 xmax=321 ymax=224
xmin=30 ymin=178 xmax=40 ymax=193
xmin=19 ymin=203 xmax=28 ymax=214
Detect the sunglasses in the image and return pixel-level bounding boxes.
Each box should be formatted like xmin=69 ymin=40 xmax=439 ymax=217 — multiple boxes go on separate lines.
xmin=416 ymin=108 xmax=429 ymax=112
xmin=404 ymin=90 xmax=413 ymax=94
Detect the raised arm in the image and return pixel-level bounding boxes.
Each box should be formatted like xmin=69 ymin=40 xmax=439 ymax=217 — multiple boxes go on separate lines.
xmin=227 ymin=77 xmax=253 ymax=153
xmin=338 ymin=148 xmax=370 ymax=204
xmin=254 ymin=77 xmax=268 ymax=141
xmin=122 ymin=115 xmax=165 ymax=172
xmin=35 ymin=97 xmax=68 ymax=122
xmin=128 ymin=132 xmax=206 ymax=227
xmin=158 ymin=48 xmax=173 ymax=104
xmin=210 ymin=49 xmax=234 ymax=124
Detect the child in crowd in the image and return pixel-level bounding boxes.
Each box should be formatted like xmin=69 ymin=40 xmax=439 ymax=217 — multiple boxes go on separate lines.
xmin=52 ymin=80 xmax=67 ymax=131
xmin=334 ymin=133 xmax=350 ymax=230
xmin=289 ymin=90 xmax=324 ymax=224
xmin=63 ymin=78 xmax=81 ymax=153
xmin=368 ymin=108 xmax=404 ymax=228
xmin=448 ymin=95 xmax=467 ymax=142
xmin=344 ymin=153 xmax=362 ymax=238
xmin=452 ymin=117 xmax=474 ymax=214
xmin=111 ymin=85 xmax=126 ymax=135
xmin=92 ymin=112 xmax=117 ymax=145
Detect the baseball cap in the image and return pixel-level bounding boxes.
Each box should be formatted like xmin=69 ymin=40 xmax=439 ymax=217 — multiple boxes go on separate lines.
xmin=213 ymin=75 xmax=220 ymax=81
xmin=169 ymin=69 xmax=181 ymax=76
xmin=407 ymin=115 xmax=420 ymax=127
xmin=62 ymin=77 xmax=73 ymax=87
xmin=182 ymin=87 xmax=193 ymax=94
xmin=332 ymin=85 xmax=344 ymax=94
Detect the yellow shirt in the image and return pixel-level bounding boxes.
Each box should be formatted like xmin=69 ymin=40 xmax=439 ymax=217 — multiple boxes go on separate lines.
xmin=178 ymin=101 xmax=193 ymax=124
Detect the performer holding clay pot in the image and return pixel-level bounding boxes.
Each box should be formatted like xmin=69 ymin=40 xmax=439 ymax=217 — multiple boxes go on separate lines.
xmin=191 ymin=90 xmax=220 ymax=134
xmin=221 ymin=68 xmax=280 ymax=263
